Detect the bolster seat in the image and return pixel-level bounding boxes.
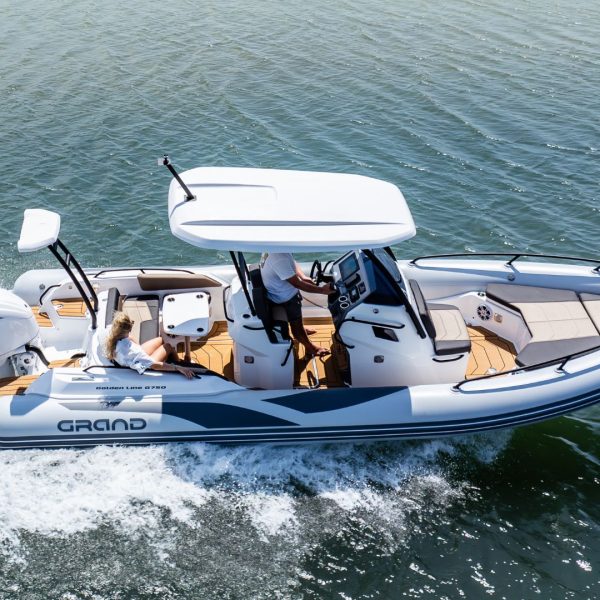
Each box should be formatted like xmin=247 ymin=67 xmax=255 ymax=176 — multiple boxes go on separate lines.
xmin=409 ymin=280 xmax=471 ymax=356
xmin=248 ymin=265 xmax=291 ymax=345
xmin=428 ymin=303 xmax=472 ymax=356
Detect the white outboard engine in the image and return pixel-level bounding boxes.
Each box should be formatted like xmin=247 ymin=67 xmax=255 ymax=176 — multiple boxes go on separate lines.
xmin=0 ymin=289 xmax=46 ymax=377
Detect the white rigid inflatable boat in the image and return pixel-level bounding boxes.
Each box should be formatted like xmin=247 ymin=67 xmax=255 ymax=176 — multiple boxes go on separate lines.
xmin=1 ymin=159 xmax=600 ymax=449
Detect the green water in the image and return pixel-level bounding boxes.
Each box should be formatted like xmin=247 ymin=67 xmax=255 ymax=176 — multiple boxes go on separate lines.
xmin=0 ymin=0 xmax=599 ymax=597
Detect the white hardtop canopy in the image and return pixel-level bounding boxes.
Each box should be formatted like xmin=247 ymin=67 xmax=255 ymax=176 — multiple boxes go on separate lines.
xmin=18 ymin=209 xmax=61 ymax=253
xmin=168 ymin=167 xmax=416 ymax=252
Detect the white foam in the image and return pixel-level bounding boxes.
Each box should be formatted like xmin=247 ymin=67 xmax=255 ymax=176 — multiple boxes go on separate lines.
xmin=576 ymin=559 xmax=592 ymax=572
xmin=0 ymin=432 xmax=512 ymax=561
xmin=244 ymin=493 xmax=299 ymax=541
xmin=0 ymin=445 xmax=211 ymax=541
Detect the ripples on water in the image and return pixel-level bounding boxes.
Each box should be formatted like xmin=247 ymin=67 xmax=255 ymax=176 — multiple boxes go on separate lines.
xmin=1 ymin=0 xmax=599 ymax=597
xmin=0 ymin=435 xmax=503 ymax=598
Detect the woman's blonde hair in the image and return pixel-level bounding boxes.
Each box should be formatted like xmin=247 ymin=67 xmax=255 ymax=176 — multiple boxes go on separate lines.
xmin=105 ymin=312 xmax=133 ymax=360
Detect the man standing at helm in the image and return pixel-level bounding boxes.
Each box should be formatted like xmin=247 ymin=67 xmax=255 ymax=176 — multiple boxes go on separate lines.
xmin=261 ymin=253 xmax=332 ymax=356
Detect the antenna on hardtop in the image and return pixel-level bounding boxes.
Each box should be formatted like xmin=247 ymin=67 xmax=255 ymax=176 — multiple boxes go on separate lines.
xmin=159 ymin=155 xmax=195 ymax=201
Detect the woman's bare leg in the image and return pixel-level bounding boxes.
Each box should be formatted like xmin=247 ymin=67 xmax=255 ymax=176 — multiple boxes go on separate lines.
xmin=141 ymin=337 xmax=164 ymax=356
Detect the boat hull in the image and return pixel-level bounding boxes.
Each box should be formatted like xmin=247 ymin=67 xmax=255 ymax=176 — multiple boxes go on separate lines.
xmin=2 ymin=358 xmax=600 ymax=449
xmin=3 ymin=256 xmax=600 ymax=450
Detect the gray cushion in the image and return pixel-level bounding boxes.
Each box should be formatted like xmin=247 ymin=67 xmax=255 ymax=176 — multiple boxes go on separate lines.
xmin=434 ymin=339 xmax=472 ymax=356
xmin=139 ymin=319 xmax=159 ymax=344
xmin=516 ymin=336 xmax=600 ymax=367
xmin=430 ymin=305 xmax=471 ymax=355
xmin=104 ymin=287 xmax=121 ymax=327
xmin=408 ymin=279 xmax=436 ymax=338
xmin=516 ymin=301 xmax=597 ymax=341
xmin=409 ymin=280 xmax=470 ymax=355
xmin=488 ymin=284 xmax=597 ymax=342
xmin=487 ymin=283 xmax=577 ymax=305
xmin=122 ymin=296 xmax=159 ymax=344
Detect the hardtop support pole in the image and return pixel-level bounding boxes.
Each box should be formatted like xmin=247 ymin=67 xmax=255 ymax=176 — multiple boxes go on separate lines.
xmin=48 ymin=240 xmax=98 ymax=329
xmin=160 ymin=155 xmax=195 ymax=201
xmin=55 ymin=239 xmax=98 ymax=313
xmin=230 ymin=251 xmax=256 ymax=316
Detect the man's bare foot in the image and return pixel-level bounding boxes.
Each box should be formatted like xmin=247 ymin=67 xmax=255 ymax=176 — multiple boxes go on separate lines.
xmin=306 ymin=344 xmax=330 ymax=357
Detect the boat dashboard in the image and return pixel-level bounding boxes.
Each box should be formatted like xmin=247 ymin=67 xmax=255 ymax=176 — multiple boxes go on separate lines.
xmin=328 ymin=249 xmax=405 ymax=324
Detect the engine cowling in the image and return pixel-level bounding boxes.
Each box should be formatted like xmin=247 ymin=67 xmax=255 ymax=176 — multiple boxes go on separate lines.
xmin=0 ymin=289 xmax=40 ymax=366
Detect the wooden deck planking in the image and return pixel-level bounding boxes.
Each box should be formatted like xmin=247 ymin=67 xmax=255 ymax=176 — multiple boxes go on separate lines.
xmin=49 ymin=357 xmax=81 ymax=368
xmin=176 ymin=318 xmax=344 ymax=386
xmin=32 ymin=299 xmax=88 ymax=327
xmin=0 ymin=375 xmax=39 ymax=396
xmin=177 ymin=321 xmax=234 ymax=379
xmin=53 ymin=299 xmax=88 ymax=317
xmin=0 ymin=357 xmax=81 ymax=396
xmin=0 ymin=323 xmax=515 ymax=395
xmin=466 ymin=326 xmax=516 ymax=378
xmin=294 ymin=317 xmax=344 ymax=388
xmin=32 ymin=306 xmax=52 ymax=327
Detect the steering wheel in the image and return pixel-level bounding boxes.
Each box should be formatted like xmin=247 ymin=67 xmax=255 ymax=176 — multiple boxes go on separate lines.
xmin=310 ymin=259 xmax=324 ymax=284
xmin=309 ymin=259 xmax=335 ymax=286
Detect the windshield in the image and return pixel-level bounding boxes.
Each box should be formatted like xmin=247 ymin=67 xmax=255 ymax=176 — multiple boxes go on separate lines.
xmin=371 ymin=248 xmax=405 ymax=290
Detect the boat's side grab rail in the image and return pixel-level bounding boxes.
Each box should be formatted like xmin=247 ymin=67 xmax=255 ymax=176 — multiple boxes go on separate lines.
xmin=337 ymin=316 xmax=406 ymax=332
xmin=39 ymin=283 xmax=61 ymax=307
xmin=453 ymin=343 xmax=600 ymax=391
xmin=409 ymin=252 xmax=600 ymax=272
xmin=92 ymin=267 xmax=196 ymax=278
xmin=333 ymin=317 xmax=407 ymax=350
xmin=222 ymin=285 xmax=234 ymax=323
xmin=82 ymin=364 xmax=129 ymax=373
xmin=80 ymin=364 xmax=231 ymax=381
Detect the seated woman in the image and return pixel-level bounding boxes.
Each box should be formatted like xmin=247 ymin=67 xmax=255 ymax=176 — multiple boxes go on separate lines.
xmin=105 ymin=312 xmax=199 ymax=379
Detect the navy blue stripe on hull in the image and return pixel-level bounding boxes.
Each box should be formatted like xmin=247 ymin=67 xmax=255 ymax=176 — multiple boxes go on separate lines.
xmin=2 ymin=389 xmax=600 ymax=449
xmin=161 ymin=402 xmax=297 ymax=428
xmin=262 ymin=386 xmax=406 ymax=413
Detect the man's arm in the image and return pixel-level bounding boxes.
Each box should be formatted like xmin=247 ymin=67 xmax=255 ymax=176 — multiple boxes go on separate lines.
xmin=286 ymin=275 xmax=332 ymax=295
xmin=294 ymin=263 xmax=313 ymax=284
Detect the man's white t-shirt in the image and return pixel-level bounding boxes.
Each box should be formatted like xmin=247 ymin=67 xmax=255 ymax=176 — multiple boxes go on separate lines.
xmin=261 ymin=253 xmax=298 ymax=304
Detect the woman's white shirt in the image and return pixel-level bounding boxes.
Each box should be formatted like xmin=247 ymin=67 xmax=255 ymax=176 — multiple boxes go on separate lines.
xmin=114 ymin=338 xmax=154 ymax=374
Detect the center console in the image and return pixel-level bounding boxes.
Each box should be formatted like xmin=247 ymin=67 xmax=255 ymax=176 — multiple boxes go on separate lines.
xmin=329 ymin=251 xmax=373 ymax=322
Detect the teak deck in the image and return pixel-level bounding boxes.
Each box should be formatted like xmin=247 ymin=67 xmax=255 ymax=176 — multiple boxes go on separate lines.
xmin=177 ymin=317 xmax=345 ymax=388
xmin=0 ymin=358 xmax=81 ymax=396
xmin=466 ymin=326 xmax=517 ymax=378
xmin=0 ymin=375 xmax=39 ymax=396
xmin=178 ymin=321 xmax=235 ymax=380
xmin=32 ymin=299 xmax=88 ymax=327
xmin=294 ymin=317 xmax=344 ymax=388
xmin=1 ymin=321 xmax=517 ymax=397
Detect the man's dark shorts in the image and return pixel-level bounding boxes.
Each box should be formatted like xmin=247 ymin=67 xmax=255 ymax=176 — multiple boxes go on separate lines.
xmin=273 ymin=293 xmax=303 ymax=322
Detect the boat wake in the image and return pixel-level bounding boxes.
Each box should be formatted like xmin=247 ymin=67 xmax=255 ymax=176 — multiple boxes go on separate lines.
xmin=0 ymin=432 xmax=511 ymax=564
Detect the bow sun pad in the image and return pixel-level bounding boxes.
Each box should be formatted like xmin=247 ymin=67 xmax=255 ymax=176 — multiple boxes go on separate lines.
xmin=168 ymin=167 xmax=416 ymax=252
xmin=18 ymin=209 xmax=61 ymax=253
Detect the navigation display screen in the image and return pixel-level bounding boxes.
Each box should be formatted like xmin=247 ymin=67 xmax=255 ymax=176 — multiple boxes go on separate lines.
xmin=339 ymin=254 xmax=360 ymax=281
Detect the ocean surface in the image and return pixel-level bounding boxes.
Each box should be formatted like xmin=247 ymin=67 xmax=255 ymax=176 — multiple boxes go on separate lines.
xmin=1 ymin=0 xmax=599 ymax=597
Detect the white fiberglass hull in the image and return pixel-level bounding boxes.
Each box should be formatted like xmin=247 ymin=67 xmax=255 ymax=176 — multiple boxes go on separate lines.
xmin=2 ymin=353 xmax=599 ymax=449
xmin=3 ymin=256 xmax=600 ymax=450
